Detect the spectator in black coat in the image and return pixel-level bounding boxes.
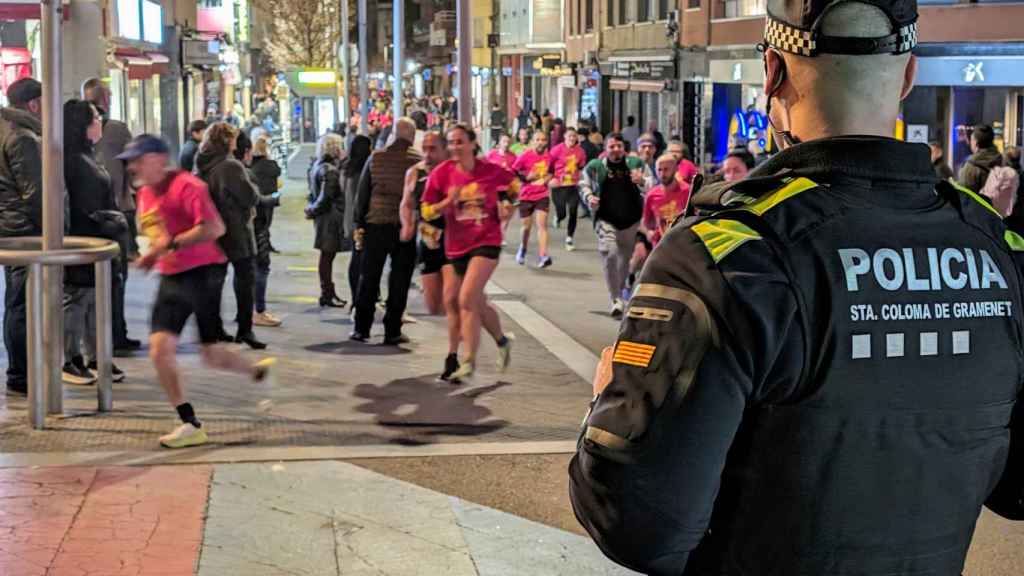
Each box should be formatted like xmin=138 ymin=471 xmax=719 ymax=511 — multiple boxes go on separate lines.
xmin=249 ymin=136 xmax=283 ymax=327
xmin=195 ymin=122 xmax=265 ymax=349
xmin=179 ymin=119 xmax=207 ymax=173
xmin=305 ymin=132 xmax=347 ymax=307
xmin=62 ymin=99 xmax=127 ymax=384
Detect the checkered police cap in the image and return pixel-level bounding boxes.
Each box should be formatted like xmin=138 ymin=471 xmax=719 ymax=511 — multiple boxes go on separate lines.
xmin=764 ymin=0 xmax=918 ymax=57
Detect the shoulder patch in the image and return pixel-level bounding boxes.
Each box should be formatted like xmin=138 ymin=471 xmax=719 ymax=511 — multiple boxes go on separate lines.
xmin=692 ymin=218 xmax=762 ymax=263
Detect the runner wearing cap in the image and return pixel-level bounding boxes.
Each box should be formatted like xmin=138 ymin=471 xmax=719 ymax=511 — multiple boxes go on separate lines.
xmin=123 ymin=135 xmax=275 ymax=448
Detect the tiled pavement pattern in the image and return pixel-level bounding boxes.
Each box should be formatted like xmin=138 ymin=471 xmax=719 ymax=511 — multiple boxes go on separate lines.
xmin=0 ymin=461 xmax=638 ymax=576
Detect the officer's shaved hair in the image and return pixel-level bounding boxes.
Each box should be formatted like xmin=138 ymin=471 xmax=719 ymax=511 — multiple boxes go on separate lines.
xmin=780 ymin=2 xmax=913 ymax=140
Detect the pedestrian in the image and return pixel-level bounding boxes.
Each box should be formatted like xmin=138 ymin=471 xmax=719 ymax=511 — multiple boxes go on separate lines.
xmin=124 ymin=134 xmax=275 ymax=449
xmin=640 ymin=154 xmax=689 ymax=249
xmin=351 ymin=117 xmax=423 ymax=344
xmin=82 ymin=78 xmax=140 ymax=354
xmin=420 ymin=124 xmax=516 ymax=382
xmin=1005 ymin=146 xmax=1024 ymax=229
xmin=571 ymin=1 xmax=1024 ymax=573
xmin=580 ymin=133 xmax=649 ymax=318
xmin=306 ymin=132 xmax=348 ymax=308
xmin=512 ymin=130 xmax=553 ymax=268
xmin=510 ymin=128 xmax=531 ymax=156
xmin=489 ymin=103 xmax=506 ymax=149
xmin=541 ymin=110 xmax=554 ymax=136
xmin=486 ymin=133 xmax=517 ymax=171
xmin=578 ymin=127 xmax=600 ymax=163
xmin=179 ymin=119 xmax=206 ymax=173
xmin=929 ymin=140 xmax=954 ymax=181
xmin=400 ymin=132 xmax=450 ymax=316
xmin=550 ymin=118 xmax=565 ymax=147
xmin=635 ymin=133 xmax=658 ymax=175
xmin=548 ymin=126 xmax=587 ymax=251
xmin=61 ymin=98 xmax=128 ymax=385
xmin=646 ymin=119 xmax=667 ymax=158
xmin=0 ymin=78 xmax=42 ymax=396
xmin=621 ymin=116 xmax=639 ymax=152
xmin=667 ymin=139 xmax=700 ymax=185
xmin=958 ymin=124 xmax=1004 ymax=193
xmin=588 ymin=129 xmax=604 ymax=151
xmin=529 ymin=110 xmax=542 ymax=133
xmin=248 ymin=136 xmax=283 ymax=327
xmin=721 ymin=150 xmax=755 ymax=182
xmin=343 ymin=135 xmax=373 ymax=304
xmin=194 ymin=122 xmax=266 ymax=350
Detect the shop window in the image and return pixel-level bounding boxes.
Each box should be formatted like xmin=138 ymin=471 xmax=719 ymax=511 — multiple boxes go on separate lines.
xmin=586 ymin=0 xmax=594 ymax=31
xmin=638 ymin=0 xmax=650 ymax=22
xmin=724 ymin=0 xmax=766 ymax=18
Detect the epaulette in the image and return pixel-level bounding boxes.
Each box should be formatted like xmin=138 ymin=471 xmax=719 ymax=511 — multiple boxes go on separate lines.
xmin=938 ymin=179 xmax=1024 ymax=253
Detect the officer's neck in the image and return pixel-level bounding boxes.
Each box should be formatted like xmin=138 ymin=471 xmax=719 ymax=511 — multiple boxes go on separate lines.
xmin=787 ymin=104 xmax=899 ymax=144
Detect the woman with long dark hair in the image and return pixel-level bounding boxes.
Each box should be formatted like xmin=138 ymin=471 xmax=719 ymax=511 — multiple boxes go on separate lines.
xmin=305 ymin=132 xmax=347 ymax=307
xmin=420 ymin=124 xmax=516 ymax=382
xmin=343 ymin=135 xmax=373 ymax=304
xmin=62 ymin=99 xmax=127 ymax=383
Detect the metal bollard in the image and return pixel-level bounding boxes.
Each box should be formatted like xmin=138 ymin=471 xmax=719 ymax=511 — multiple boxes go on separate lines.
xmin=95 ymin=259 xmax=113 ymax=411
xmin=43 ymin=264 xmax=62 ymax=415
xmin=26 ymin=263 xmax=45 ymax=429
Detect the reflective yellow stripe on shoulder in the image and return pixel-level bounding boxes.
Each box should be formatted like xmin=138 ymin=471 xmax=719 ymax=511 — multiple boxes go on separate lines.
xmin=1006 ymin=230 xmax=1024 ymax=252
xmin=741 ymin=176 xmax=819 ymax=216
xmin=948 ymin=179 xmax=1003 ymax=218
xmin=692 ymin=219 xmax=762 ymax=263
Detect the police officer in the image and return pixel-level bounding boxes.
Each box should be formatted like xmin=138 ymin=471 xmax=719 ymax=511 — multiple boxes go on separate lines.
xmin=569 ymin=1 xmax=1024 ymax=574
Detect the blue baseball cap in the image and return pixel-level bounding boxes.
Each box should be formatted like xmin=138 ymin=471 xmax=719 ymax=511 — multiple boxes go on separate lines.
xmin=116 ymin=134 xmax=170 ymax=161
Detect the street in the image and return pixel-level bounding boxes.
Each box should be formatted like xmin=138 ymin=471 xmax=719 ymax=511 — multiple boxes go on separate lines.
xmin=0 ymin=182 xmax=1022 ymax=575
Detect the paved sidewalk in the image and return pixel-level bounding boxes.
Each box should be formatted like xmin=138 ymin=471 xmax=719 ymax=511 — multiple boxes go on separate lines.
xmin=0 ymin=461 xmax=638 ymax=576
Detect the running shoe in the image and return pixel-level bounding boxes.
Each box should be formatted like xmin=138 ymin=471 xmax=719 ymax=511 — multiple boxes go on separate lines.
xmin=439 ymin=353 xmax=460 ymax=382
xmin=610 ymin=299 xmax=625 ymax=319
xmin=496 ymin=333 xmax=515 ymax=372
xmin=253 ymin=357 xmax=277 ymax=387
xmin=538 ymin=255 xmax=553 ymax=268
xmin=516 ymin=245 xmax=527 ymax=265
xmin=565 ymin=237 xmax=575 ymax=252
xmin=159 ymin=423 xmax=208 ymax=449
xmin=86 ymin=360 xmax=125 ymax=383
xmin=450 ymin=361 xmax=475 ymax=382
xmin=253 ymin=312 xmax=283 ymax=327
xmin=62 ymin=360 xmax=96 ymax=385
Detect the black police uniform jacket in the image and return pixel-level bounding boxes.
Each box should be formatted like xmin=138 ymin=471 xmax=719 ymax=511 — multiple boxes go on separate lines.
xmin=569 ymin=137 xmax=1024 ymax=576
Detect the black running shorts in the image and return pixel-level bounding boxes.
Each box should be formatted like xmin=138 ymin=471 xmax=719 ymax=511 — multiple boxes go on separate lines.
xmin=451 ymin=245 xmax=501 ymax=277
xmin=151 ymin=264 xmax=226 ymax=344
xmin=418 ymin=240 xmax=448 ymax=275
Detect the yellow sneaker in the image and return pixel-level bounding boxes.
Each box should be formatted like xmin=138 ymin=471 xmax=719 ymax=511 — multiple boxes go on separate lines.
xmin=159 ymin=423 xmax=208 ymax=449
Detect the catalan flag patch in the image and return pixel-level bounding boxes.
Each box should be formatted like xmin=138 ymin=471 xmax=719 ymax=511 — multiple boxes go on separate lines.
xmin=613 ymin=341 xmax=657 ymax=368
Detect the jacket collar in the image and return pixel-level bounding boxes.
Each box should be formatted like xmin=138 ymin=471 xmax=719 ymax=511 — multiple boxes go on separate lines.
xmin=750 ymin=136 xmax=935 ymax=183
xmin=1 ymin=107 xmax=41 ymax=135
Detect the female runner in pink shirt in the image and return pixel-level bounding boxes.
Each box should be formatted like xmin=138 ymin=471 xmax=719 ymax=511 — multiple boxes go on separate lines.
xmin=421 ymin=124 xmax=519 ymax=382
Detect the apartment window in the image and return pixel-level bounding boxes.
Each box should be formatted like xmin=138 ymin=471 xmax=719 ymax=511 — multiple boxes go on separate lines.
xmin=658 ymin=0 xmax=669 ymax=19
xmin=586 ymin=0 xmax=594 ymax=30
xmin=607 ymin=0 xmax=614 ymax=25
xmin=688 ymin=0 xmax=701 ymax=8
xmin=724 ymin=0 xmax=766 ymax=18
xmin=570 ymin=0 xmax=576 ymax=34
xmin=619 ymin=0 xmax=628 ymax=24
xmin=638 ymin=0 xmax=650 ymax=22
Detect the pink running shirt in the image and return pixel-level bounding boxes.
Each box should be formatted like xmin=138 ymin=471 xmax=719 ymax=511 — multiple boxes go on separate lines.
xmin=136 ymin=170 xmax=227 ymax=276
xmin=548 ymin=143 xmax=587 ymax=187
xmin=422 ymin=159 xmax=518 ymax=259
xmin=643 ymin=183 xmax=691 ymax=246
xmin=512 ymin=149 xmax=552 ymax=203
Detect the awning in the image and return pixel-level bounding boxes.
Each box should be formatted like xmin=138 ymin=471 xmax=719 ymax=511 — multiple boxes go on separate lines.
xmin=146 ymin=52 xmax=170 ymax=76
xmin=609 ymin=79 xmax=666 ymax=93
xmin=608 ymin=50 xmax=675 ymax=63
xmin=0 ymin=0 xmax=70 ymax=20
xmin=114 ymin=48 xmax=170 ymax=80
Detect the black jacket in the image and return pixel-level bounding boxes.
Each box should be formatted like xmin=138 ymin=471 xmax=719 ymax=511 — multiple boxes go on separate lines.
xmin=958 ymin=146 xmax=1004 ymax=194
xmin=195 ymin=149 xmax=258 ymax=260
xmin=64 ymin=145 xmax=122 ymax=286
xmin=250 ymin=155 xmax=281 ymax=256
xmin=0 ymin=107 xmax=42 ymax=237
xmin=179 ymin=138 xmax=200 ymax=173
xmin=570 ymin=137 xmax=1024 ymax=576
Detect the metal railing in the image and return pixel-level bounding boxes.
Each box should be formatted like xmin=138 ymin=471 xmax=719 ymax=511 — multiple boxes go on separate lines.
xmin=0 ymin=236 xmax=120 ymax=429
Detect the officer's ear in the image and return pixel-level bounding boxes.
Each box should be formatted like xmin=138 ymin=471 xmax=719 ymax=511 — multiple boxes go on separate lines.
xmin=899 ymin=54 xmax=918 ymax=102
xmin=763 ymin=49 xmax=788 ymax=100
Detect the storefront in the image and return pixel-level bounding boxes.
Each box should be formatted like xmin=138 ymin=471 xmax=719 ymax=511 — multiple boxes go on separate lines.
xmin=707 ymin=53 xmax=769 ymax=162
xmin=904 ymin=52 xmax=1024 ymax=171
xmin=601 ymin=51 xmax=678 ymax=137
xmin=108 ymin=0 xmax=168 ymax=135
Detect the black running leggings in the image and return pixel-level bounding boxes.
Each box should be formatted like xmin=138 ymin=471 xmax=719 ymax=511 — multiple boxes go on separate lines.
xmin=552 ymin=186 xmax=580 ymax=238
